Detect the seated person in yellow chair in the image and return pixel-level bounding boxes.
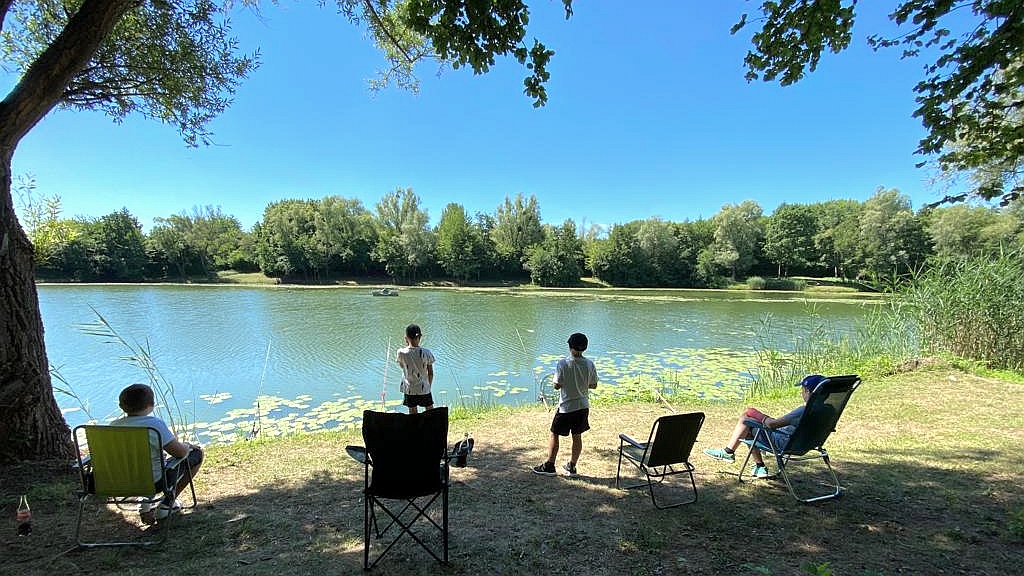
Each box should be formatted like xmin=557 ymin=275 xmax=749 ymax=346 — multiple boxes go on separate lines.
xmin=111 ymin=383 xmax=204 ymax=524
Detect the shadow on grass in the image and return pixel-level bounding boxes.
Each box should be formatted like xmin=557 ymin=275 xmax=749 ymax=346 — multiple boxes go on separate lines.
xmin=2 ymin=433 xmax=1021 ymax=576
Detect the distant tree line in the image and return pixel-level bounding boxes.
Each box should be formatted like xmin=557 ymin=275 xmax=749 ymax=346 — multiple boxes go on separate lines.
xmin=17 ymin=182 xmax=1024 ymax=289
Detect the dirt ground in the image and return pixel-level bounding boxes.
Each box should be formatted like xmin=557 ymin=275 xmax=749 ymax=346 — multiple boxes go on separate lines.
xmin=2 ymin=371 xmax=1022 ymax=575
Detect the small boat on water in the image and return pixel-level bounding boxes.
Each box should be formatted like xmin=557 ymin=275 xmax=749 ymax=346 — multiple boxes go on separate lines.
xmin=371 ymin=287 xmax=399 ymax=296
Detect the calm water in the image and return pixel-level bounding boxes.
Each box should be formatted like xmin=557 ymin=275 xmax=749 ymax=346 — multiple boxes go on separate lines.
xmin=38 ymin=284 xmax=877 ymax=442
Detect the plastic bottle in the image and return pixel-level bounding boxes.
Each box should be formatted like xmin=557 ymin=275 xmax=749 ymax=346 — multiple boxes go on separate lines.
xmin=16 ymin=495 xmax=31 ymax=536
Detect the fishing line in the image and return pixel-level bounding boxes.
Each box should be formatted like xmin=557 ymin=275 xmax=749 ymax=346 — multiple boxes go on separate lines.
xmin=380 ymin=336 xmax=391 ymax=411
xmin=249 ymin=339 xmax=272 ymax=439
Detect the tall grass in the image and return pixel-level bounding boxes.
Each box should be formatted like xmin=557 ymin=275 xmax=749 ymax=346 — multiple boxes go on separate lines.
xmin=77 ymin=306 xmax=195 ymax=440
xmin=901 ymin=250 xmax=1024 ymax=371
xmin=749 ymin=300 xmax=918 ymax=396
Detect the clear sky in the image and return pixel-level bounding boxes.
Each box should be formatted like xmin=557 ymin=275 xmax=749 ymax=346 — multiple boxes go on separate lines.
xmin=10 ymin=1 xmax=967 ymax=233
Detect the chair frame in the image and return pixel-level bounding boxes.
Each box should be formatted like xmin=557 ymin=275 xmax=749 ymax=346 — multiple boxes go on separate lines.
xmin=615 ymin=411 xmax=705 ymax=509
xmin=74 ymin=425 xmax=197 ymax=547
xmin=356 ymin=408 xmax=450 ymax=570
xmin=738 ymin=375 xmax=861 ymax=503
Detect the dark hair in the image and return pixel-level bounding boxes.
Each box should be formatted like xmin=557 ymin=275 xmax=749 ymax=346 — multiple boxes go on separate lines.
xmin=567 ymin=332 xmax=588 ymax=352
xmin=119 ymin=383 xmax=154 ymax=414
xmin=405 ymin=324 xmax=422 ymax=339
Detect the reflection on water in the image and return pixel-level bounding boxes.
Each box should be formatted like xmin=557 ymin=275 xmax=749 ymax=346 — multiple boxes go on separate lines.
xmin=39 ymin=285 xmax=876 ymax=442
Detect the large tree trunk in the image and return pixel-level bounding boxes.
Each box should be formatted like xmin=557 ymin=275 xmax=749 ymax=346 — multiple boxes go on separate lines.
xmin=0 ymin=156 xmax=73 ymax=462
xmin=0 ymin=0 xmax=136 ymax=462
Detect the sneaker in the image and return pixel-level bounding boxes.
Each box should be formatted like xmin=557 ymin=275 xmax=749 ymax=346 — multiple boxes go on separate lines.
xmin=154 ymin=499 xmax=183 ymax=520
xmin=562 ymin=462 xmax=578 ymax=477
xmin=138 ymin=498 xmax=159 ymax=525
xmin=751 ymin=464 xmax=770 ymax=479
xmin=703 ymin=447 xmax=736 ymax=462
xmin=532 ymin=462 xmax=556 ymax=476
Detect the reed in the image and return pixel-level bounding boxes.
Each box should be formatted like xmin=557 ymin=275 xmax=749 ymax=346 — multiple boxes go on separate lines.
xmin=900 ymin=250 xmax=1024 ymax=371
xmin=78 ymin=306 xmax=196 ymax=440
xmin=748 ymin=300 xmax=918 ymax=396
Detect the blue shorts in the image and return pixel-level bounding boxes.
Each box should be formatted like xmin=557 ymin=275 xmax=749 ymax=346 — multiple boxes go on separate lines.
xmin=551 ymin=408 xmax=590 ymax=436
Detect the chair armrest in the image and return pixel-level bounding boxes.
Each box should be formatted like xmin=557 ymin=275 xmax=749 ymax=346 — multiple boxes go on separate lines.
xmin=618 ymin=433 xmax=644 ymax=448
xmin=346 ymin=445 xmax=370 ymax=464
xmin=744 ymin=418 xmax=767 ymax=430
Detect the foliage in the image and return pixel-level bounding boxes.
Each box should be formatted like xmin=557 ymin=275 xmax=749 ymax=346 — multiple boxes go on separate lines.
xmin=747 ymin=275 xmax=767 ymax=290
xmin=1 ymin=0 xmax=257 ymax=146
xmin=858 ymin=188 xmax=931 ymax=283
xmin=372 ymin=188 xmax=435 ymax=282
xmin=733 ymin=1 xmax=1024 ymax=205
xmin=252 ymin=196 xmax=377 ymax=280
xmin=149 ymin=206 xmax=250 ymax=279
xmin=764 ymin=202 xmax=818 ymax=276
xmin=490 ymin=193 xmax=543 ymax=275
xmin=375 ymin=0 xmax=574 ymax=107
xmin=901 ymin=249 xmax=1024 ymax=370
xmin=434 ymin=203 xmax=491 ymax=281
xmin=709 ymin=200 xmax=764 ymax=280
xmin=923 ymin=202 xmax=1023 ymax=258
xmin=525 ymin=219 xmax=583 ymax=286
xmin=749 ymin=301 xmax=919 ymax=397
xmin=812 ymin=199 xmax=863 ymax=279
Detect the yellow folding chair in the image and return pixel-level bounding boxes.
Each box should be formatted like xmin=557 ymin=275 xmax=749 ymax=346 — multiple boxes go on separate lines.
xmin=74 ymin=425 xmax=196 ymax=547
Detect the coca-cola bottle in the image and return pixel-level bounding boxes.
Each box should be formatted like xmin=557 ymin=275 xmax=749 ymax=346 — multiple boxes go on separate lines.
xmin=16 ymin=495 xmax=31 ymax=536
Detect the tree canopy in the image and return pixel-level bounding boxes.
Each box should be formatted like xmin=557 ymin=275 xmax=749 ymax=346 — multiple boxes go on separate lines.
xmin=734 ymin=0 xmax=1023 ymax=206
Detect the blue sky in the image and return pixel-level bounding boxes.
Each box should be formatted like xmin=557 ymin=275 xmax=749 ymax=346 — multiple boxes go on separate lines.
xmin=11 ymin=1 xmax=965 ymax=233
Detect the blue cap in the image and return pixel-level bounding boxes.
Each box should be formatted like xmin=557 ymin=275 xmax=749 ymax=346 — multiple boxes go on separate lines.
xmin=798 ymin=374 xmax=827 ymax=390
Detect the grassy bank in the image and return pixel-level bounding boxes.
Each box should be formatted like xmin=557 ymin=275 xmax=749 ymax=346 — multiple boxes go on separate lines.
xmin=3 ymin=366 xmax=1022 ymax=575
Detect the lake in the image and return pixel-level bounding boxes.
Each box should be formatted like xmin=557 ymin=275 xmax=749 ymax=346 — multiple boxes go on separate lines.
xmin=38 ymin=284 xmax=878 ymax=442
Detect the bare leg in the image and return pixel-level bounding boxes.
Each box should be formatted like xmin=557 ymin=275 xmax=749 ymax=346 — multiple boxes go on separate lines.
xmin=546 ymin=433 xmax=560 ymax=463
xmin=726 ymin=412 xmax=766 ymax=465
xmin=408 ymin=405 xmax=419 ymax=414
xmin=570 ymin=433 xmax=583 ymax=465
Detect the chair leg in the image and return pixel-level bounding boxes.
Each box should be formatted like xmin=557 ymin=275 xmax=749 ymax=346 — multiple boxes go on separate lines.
xmin=777 ymin=450 xmax=843 ymax=503
xmin=75 ymin=495 xmax=168 ymax=548
xmin=614 ymin=446 xmax=624 ymax=489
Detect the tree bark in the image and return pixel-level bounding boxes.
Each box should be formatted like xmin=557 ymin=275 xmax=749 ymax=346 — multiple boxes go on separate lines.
xmin=0 ymin=0 xmax=136 ymax=462
xmin=0 ymin=154 xmax=73 ymax=462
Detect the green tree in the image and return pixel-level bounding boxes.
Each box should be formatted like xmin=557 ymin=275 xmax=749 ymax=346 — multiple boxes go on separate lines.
xmin=373 ymin=188 xmax=434 ymax=282
xmin=251 ymin=199 xmax=318 ymax=279
xmin=435 ymin=202 xmax=486 ymax=281
xmin=0 ymin=0 xmax=570 ymax=461
xmin=858 ymin=188 xmax=930 ymax=282
xmin=491 ymin=193 xmax=544 ymax=275
xmin=709 ymin=200 xmax=764 ymax=280
xmin=526 ymin=219 xmax=583 ymax=286
xmin=89 ymin=209 xmax=148 ymax=281
xmin=811 ymin=199 xmax=863 ymax=279
xmin=734 ymin=1 xmax=1024 ymax=205
xmin=313 ymin=196 xmax=377 ymax=276
xmin=764 ymin=203 xmax=817 ymax=277
xmin=925 ymin=204 xmax=1000 ymax=258
xmin=148 ymin=217 xmax=195 ymax=279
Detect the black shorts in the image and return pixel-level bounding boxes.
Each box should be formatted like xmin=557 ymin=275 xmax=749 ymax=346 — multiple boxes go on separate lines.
xmin=403 ymin=393 xmax=434 ymax=408
xmin=158 ymin=447 xmax=204 ymax=493
xmin=551 ymin=408 xmax=590 ymax=436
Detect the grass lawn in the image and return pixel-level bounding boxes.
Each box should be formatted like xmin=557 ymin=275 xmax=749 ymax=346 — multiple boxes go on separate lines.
xmin=2 ymin=368 xmax=1022 ymax=575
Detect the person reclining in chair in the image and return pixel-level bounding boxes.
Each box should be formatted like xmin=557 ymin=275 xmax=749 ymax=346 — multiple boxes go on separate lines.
xmin=111 ymin=383 xmax=204 ymax=524
xmin=702 ymin=374 xmax=826 ymax=478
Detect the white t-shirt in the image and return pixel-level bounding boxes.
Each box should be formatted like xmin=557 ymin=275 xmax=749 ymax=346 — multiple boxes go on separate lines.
xmin=554 ymin=355 xmax=598 ymax=413
xmin=397 ymin=346 xmax=435 ymax=395
xmin=110 ymin=414 xmax=175 ymax=482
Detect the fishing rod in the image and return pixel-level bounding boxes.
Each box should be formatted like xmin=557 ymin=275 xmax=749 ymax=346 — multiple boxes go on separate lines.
xmin=380 ymin=336 xmax=391 ymax=411
xmin=249 ymin=340 xmax=272 ymax=440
